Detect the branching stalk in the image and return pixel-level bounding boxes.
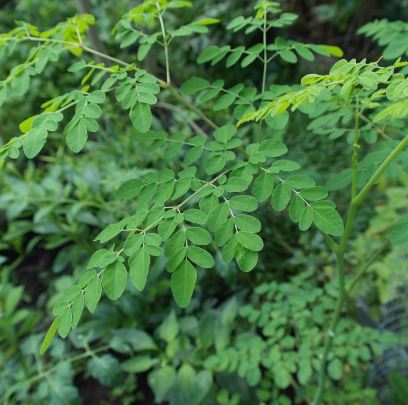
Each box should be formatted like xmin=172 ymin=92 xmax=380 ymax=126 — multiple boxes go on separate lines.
xmin=312 ymin=130 xmax=408 ymax=404
xmin=3 ymin=35 xmax=218 ymax=130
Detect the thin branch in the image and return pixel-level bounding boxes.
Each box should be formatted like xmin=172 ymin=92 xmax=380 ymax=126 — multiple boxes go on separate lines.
xmin=167 ymin=86 xmax=218 ymax=129
xmin=313 ymin=132 xmax=408 ymax=405
xmin=360 ymin=113 xmax=392 ymax=140
xmin=354 ymin=134 xmax=408 ymax=205
xmin=156 ymin=2 xmax=171 ymax=84
xmin=346 ymin=242 xmax=389 ymax=296
xmin=2 ymin=34 xmax=219 ymax=130
xmin=156 ymin=101 xmax=208 ymax=136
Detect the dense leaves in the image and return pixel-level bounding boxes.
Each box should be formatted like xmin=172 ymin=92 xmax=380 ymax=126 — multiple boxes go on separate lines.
xmin=0 ymin=1 xmax=407 ymax=404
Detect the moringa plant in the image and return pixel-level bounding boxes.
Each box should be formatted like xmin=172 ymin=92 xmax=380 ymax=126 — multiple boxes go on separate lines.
xmin=0 ymin=1 xmax=407 ymax=403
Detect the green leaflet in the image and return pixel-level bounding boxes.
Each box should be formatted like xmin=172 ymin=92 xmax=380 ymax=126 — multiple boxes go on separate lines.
xmin=186 ymin=227 xmax=212 ymax=245
xmin=297 ymin=360 xmax=312 ymax=385
xmin=271 ymin=183 xmax=291 ymax=211
xmin=130 ymin=102 xmax=152 ymax=133
xmin=187 ymin=246 xmax=214 ymax=268
xmin=40 ymin=317 xmax=60 ymax=355
xmin=229 ymin=195 xmax=258 ymax=212
xmin=66 ymin=120 xmax=88 ymax=153
xmin=86 ymin=249 xmax=118 ymax=269
xmin=298 ymin=205 xmax=313 ymax=231
xmin=171 ymin=259 xmax=197 ymax=308
xmin=71 ymin=294 xmax=84 ymax=329
xmin=58 ymin=306 xmax=72 ymax=338
xmin=85 ymin=275 xmax=102 ymax=313
xmin=181 ymin=77 xmax=210 ymax=95
xmin=328 ymin=358 xmax=343 ymax=381
xmin=22 ymin=127 xmax=48 ymax=158
xmin=102 ymin=261 xmax=128 ymax=300
xmin=252 ymin=173 xmax=275 ymax=202
xmin=158 ymin=311 xmax=179 ymax=343
xmin=236 ymin=247 xmax=258 ymax=272
xmin=234 ymin=214 xmax=261 ymax=233
xmin=129 ymin=249 xmax=150 ymax=291
xmin=148 ymin=366 xmax=177 ymax=403
xmin=236 ymin=231 xmax=264 ymax=252
xmin=311 ymin=202 xmax=344 ymax=236
xmin=21 ymin=111 xmax=64 ymax=158
xmin=213 ymin=124 xmax=236 ymax=143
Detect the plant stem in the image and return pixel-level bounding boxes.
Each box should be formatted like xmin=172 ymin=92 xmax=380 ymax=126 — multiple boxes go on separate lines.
xmin=4 ymin=345 xmax=110 ymax=400
xmin=81 ymin=44 xmax=131 ymax=68
xmin=354 ymin=134 xmax=408 ymax=205
xmin=313 ymin=134 xmax=408 ymax=405
xmin=346 ymin=243 xmax=388 ymax=296
xmin=4 ymin=35 xmax=217 ymax=129
xmin=167 ymin=86 xmax=218 ymax=129
xmin=360 ymin=114 xmax=392 ymax=140
xmin=156 ymin=102 xmax=208 ymax=136
xmin=351 ymin=99 xmax=360 ymax=199
xmin=313 ymin=204 xmax=357 ymax=405
xmin=261 ymin=11 xmax=268 ymax=94
xmin=156 ymin=3 xmax=171 ymax=84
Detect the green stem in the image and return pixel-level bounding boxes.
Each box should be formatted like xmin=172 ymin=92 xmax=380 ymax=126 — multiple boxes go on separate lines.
xmin=312 ymin=207 xmax=356 ymax=405
xmin=156 ymin=101 xmax=208 ymax=136
xmin=4 ymin=35 xmax=217 ymax=129
xmin=4 ymin=345 xmax=110 ymax=400
xmin=314 ymin=101 xmax=361 ymax=405
xmin=156 ymin=3 xmax=171 ymax=84
xmin=354 ymin=134 xmax=408 ymax=205
xmin=351 ymin=99 xmax=360 ymax=199
xmin=261 ymin=11 xmax=267 ymax=93
xmin=313 ymin=134 xmax=408 ymax=405
xmin=167 ymin=86 xmax=218 ymax=129
xmin=346 ymin=243 xmax=388 ymax=296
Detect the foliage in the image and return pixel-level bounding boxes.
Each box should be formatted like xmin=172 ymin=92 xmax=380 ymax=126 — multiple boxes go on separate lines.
xmin=1 ymin=0 xmax=408 ymax=403
xmin=0 ymin=270 xmax=395 ymax=404
xmin=359 ymin=19 xmax=408 ymax=60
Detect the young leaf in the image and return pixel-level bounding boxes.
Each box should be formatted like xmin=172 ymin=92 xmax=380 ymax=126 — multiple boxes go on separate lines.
xmin=40 ymin=318 xmax=60 ymax=355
